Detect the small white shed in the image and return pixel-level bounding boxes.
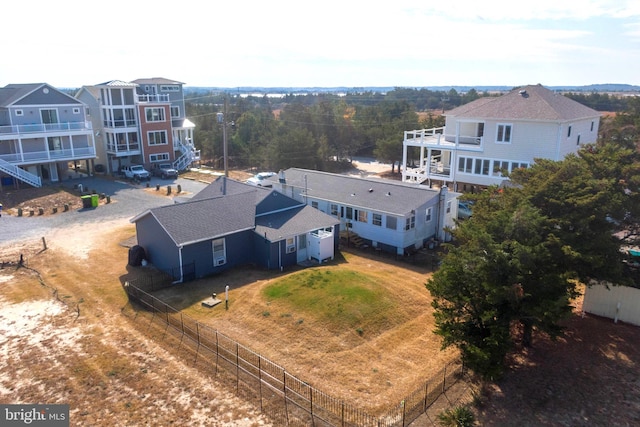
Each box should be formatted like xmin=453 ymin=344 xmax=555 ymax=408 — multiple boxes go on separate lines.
xmin=309 ymin=229 xmax=334 ymax=263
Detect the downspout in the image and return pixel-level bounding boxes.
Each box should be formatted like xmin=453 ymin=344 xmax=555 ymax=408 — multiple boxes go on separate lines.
xmin=279 ymin=240 xmax=283 ymax=271
xmin=437 ymin=186 xmax=448 ymax=242
xmin=176 ymin=246 xmax=184 ymax=284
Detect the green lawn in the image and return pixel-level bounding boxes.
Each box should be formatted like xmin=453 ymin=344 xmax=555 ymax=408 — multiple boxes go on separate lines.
xmin=262 ymin=269 xmax=397 ymax=331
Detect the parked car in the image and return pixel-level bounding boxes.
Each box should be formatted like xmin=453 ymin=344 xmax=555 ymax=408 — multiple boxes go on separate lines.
xmin=246 ymin=172 xmax=276 ymax=187
xmin=458 ymin=202 xmax=473 ymax=220
xmin=151 ymin=163 xmax=179 ymax=179
xmin=121 ymin=165 xmax=151 ymax=181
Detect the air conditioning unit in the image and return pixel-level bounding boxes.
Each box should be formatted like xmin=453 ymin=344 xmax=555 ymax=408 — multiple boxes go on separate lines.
xmin=286 ymin=246 xmax=296 ymax=254
xmin=215 ymin=257 xmax=226 ymax=266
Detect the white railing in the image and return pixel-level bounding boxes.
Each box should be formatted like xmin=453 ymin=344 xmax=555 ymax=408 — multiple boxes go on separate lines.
xmin=0 ymin=121 xmax=92 ymax=136
xmin=0 ymin=147 xmax=96 ymax=164
xmin=0 ymin=158 xmax=41 ymax=187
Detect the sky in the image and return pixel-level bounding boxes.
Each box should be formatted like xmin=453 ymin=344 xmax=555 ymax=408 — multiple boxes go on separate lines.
xmin=3 ymin=0 xmax=640 ymax=89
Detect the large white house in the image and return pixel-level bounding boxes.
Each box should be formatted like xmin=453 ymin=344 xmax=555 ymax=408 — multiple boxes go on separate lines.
xmin=401 ymin=84 xmax=601 ymax=191
xmin=270 ymin=168 xmax=459 ymax=255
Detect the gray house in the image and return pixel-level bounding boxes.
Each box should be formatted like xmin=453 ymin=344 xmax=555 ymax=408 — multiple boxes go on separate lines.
xmin=270 ymin=168 xmax=459 ymax=255
xmin=131 ymin=176 xmax=340 ymax=281
xmin=0 ymin=83 xmax=96 ymax=188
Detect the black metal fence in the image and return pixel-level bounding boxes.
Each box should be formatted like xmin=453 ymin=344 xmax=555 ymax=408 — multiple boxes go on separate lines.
xmin=123 ymin=280 xmax=467 ymax=426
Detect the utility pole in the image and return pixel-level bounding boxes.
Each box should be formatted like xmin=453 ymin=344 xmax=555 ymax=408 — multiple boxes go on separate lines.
xmin=216 ymin=96 xmax=229 ymax=177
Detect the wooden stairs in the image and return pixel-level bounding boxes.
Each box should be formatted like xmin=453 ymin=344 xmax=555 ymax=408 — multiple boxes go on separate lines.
xmin=339 ymin=230 xmax=369 ymax=249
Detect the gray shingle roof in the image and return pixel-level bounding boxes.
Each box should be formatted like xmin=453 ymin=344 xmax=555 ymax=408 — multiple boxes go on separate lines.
xmin=144 ymin=192 xmax=257 ymax=246
xmin=256 ymin=205 xmax=339 ymax=241
xmin=273 ymin=168 xmax=440 ymax=215
xmin=134 ymin=176 xmax=339 ymax=246
xmin=445 ymin=84 xmax=601 ymax=121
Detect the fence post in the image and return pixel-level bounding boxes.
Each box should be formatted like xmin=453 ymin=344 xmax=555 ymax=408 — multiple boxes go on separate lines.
xmin=402 ymin=399 xmax=406 ymax=427
xmin=236 ymin=343 xmax=240 ymax=393
xmin=194 ymin=322 xmax=200 ymax=364
xmin=258 ymin=358 xmax=263 ymax=412
xmin=423 ymin=381 xmax=428 ymax=412
xmin=442 ymin=365 xmax=447 ymax=393
xmin=215 ymin=331 xmax=219 ymax=375
xmin=284 ymin=370 xmax=289 ymax=426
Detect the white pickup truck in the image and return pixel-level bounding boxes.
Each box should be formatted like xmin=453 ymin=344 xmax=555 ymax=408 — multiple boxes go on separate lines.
xmin=121 ymin=165 xmax=151 ymax=181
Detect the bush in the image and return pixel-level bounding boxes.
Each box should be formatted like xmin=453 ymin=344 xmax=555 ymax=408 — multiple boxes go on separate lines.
xmin=437 ymin=405 xmax=475 ymax=427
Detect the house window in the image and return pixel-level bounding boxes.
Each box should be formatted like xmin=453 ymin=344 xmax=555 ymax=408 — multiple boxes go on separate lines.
xmin=212 ymin=238 xmax=226 ymax=266
xmin=330 ymin=204 xmax=338 ymax=216
xmin=160 ymin=85 xmax=180 ymax=92
xmin=145 ymin=107 xmax=165 ymax=122
xmin=311 ymin=201 xmax=319 ymax=209
xmin=458 ymin=157 xmax=473 ymax=173
xmin=493 ymin=160 xmax=509 ymax=176
xmin=346 ymin=207 xmax=353 ymax=220
xmin=473 ymin=158 xmax=489 ymax=175
xmin=15 ymin=109 xmax=23 ymax=116
xmin=372 ymin=213 xmax=382 ymax=226
xmin=446 ymin=201 xmax=451 ymax=214
xmin=73 ymin=107 xmax=80 ymax=114
xmin=577 ymin=135 xmax=581 ymax=145
xmin=148 ymin=130 xmax=168 ymax=145
xmin=496 ymin=124 xmax=512 ymax=143
xmin=149 ymin=153 xmax=170 ymax=163
xmin=286 ymin=237 xmax=296 ymax=253
xmin=426 ymin=207 xmax=432 ymax=222
xmin=567 ymin=125 xmax=572 ymax=137
xmin=404 ymin=214 xmax=416 ymax=231
xmin=357 ymin=210 xmax=367 ymax=223
xmin=386 ymin=216 xmax=397 ymax=230
xmin=171 ymin=106 xmax=180 ymax=118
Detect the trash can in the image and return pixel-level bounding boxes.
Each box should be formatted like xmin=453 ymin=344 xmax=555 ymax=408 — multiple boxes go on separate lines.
xmin=91 ymin=194 xmax=99 ymax=208
xmin=81 ymin=195 xmax=92 ymax=209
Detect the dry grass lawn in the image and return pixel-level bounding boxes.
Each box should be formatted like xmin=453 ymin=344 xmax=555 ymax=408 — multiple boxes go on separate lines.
xmin=151 ymin=251 xmax=457 ymax=413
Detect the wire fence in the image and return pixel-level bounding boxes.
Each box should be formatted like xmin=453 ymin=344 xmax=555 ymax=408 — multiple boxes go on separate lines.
xmin=122 ymin=279 xmax=468 ymax=427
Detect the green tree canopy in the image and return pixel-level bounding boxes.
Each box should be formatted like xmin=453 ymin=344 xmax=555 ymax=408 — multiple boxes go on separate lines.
xmin=427 ymin=139 xmax=640 ymax=379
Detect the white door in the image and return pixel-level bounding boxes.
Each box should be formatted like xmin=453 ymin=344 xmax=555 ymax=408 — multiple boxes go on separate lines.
xmin=296 ymin=233 xmax=308 ymax=263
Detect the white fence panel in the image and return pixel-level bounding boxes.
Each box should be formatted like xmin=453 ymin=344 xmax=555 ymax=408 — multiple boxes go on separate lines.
xmin=583 ymin=285 xmax=640 ymax=326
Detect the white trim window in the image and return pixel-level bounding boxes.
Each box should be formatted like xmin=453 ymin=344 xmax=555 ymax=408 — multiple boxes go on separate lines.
xmin=386 ymin=216 xmax=397 ymax=230
xmin=425 ymin=207 xmax=432 ymax=222
xmin=145 ymin=107 xmax=166 ymax=122
xmin=496 ymin=124 xmax=512 ymax=143
xmin=149 ymin=153 xmax=170 ymax=162
xmin=372 ymin=213 xmax=382 ymax=226
xmin=15 ymin=109 xmax=23 ymax=116
xmin=213 ymin=238 xmax=226 ymax=266
xmin=357 ymin=210 xmax=368 ymax=223
xmin=404 ymin=213 xmax=416 ymax=231
xmin=171 ymin=106 xmax=180 ymax=118
xmin=148 ymin=130 xmax=168 ymax=145
xmin=73 ymin=107 xmax=80 ymax=114
xmin=330 ymin=204 xmax=339 ymax=216
xmin=286 ymin=237 xmax=296 ymax=253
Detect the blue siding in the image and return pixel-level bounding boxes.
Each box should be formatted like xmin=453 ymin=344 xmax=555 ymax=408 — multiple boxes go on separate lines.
xmin=181 ymin=230 xmax=255 ymax=279
xmin=135 ymin=216 xmax=180 ymax=274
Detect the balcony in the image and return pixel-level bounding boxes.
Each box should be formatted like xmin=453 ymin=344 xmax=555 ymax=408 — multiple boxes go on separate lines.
xmin=403 ymin=126 xmax=484 ymax=151
xmin=0 ymin=121 xmax=93 ymax=139
xmin=0 ymin=146 xmax=96 ymax=165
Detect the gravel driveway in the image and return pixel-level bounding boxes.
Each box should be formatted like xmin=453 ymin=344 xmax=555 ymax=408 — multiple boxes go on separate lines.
xmin=0 ymin=176 xmax=208 ymax=248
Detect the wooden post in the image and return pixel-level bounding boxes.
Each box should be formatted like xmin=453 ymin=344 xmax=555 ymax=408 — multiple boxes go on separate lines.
xmin=41 ymin=237 xmax=47 ymax=250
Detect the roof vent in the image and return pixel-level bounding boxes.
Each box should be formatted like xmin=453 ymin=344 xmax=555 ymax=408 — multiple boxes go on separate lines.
xmin=351 ymin=193 xmax=356 ymax=196
xmin=386 ymin=192 xmax=391 ymax=196
xmin=368 ymin=188 xmax=373 ymax=193
xmin=519 ymin=90 xmax=528 ymax=97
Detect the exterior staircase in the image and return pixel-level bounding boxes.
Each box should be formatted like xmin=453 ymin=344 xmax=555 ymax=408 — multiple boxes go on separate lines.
xmin=173 ymin=139 xmax=201 ymax=172
xmin=0 ymin=158 xmax=42 ymax=187
xmin=339 ymin=230 xmax=369 ymax=249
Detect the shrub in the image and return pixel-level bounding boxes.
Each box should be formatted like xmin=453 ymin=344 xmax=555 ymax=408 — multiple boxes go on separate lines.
xmin=437 ymin=406 xmax=475 ymax=427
